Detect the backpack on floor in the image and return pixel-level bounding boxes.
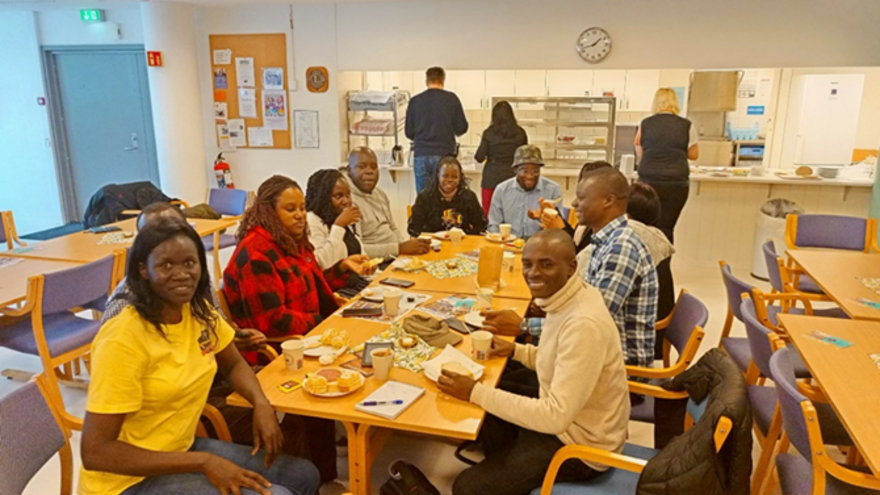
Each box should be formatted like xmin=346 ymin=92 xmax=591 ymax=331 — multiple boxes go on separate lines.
xmin=380 ymin=460 xmax=441 ymax=495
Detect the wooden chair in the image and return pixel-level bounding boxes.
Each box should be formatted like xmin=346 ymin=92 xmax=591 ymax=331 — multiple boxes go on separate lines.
xmin=215 ymin=288 xmax=290 ymax=362
xmin=0 ymin=374 xmax=73 ymax=495
xmin=0 ymin=251 xmax=124 ymax=430
xmin=717 ymin=260 xmax=757 ymax=375
xmin=785 ymin=213 xmax=878 ymax=253
xmin=196 ymin=403 xmax=233 ymax=442
xmin=203 ymin=188 xmax=248 ymax=281
xmin=768 ymin=348 xmax=879 ymax=495
xmin=0 ymin=210 xmax=27 ymax=250
xmin=762 ymin=239 xmax=832 ymax=311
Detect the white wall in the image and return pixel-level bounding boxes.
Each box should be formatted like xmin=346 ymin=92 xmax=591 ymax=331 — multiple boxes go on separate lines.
xmin=0 ymin=11 xmax=63 ymax=234
xmin=195 ymin=3 xmax=343 ymax=193
xmin=37 ymin=5 xmax=144 ymax=46
xmin=335 ymin=0 xmax=880 ymax=70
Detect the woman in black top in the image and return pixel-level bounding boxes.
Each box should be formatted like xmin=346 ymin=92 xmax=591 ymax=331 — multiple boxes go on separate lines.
xmin=474 ymin=101 xmax=528 ymax=216
xmin=408 ymin=156 xmax=487 ymax=237
xmin=634 ymin=88 xmax=699 ymax=243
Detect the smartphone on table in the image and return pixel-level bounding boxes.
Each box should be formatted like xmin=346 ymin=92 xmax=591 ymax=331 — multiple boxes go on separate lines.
xmin=379 ymin=277 xmax=415 ymax=289
xmin=89 ymin=226 xmax=122 ymax=234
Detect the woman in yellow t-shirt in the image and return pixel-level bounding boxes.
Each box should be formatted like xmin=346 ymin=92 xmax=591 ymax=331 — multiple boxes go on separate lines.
xmin=80 ymin=219 xmax=320 ymax=495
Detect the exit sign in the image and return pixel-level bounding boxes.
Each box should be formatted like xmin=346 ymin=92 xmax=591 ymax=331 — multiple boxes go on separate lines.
xmin=80 ymin=9 xmax=104 ymax=22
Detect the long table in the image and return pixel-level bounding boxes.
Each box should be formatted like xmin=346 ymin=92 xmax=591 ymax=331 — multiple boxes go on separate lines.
xmin=0 ymin=218 xmax=237 ymax=264
xmin=778 ymin=314 xmax=880 ymax=475
xmin=787 ymin=250 xmax=880 ymax=322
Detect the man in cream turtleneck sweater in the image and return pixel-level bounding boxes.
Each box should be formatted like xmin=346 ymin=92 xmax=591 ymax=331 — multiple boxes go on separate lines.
xmin=438 ymin=229 xmax=630 ymax=495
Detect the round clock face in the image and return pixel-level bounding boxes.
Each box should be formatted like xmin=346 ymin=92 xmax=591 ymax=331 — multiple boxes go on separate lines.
xmin=576 ymin=27 xmax=612 ymax=63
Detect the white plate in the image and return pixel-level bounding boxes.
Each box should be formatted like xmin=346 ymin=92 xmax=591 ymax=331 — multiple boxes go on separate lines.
xmin=432 ymin=231 xmax=451 ymax=240
xmin=302 ymin=368 xmax=365 ymax=398
xmin=486 ymin=233 xmax=517 ymax=243
xmin=302 ymin=336 xmax=348 ymax=358
xmin=463 ymin=312 xmax=485 ymax=328
xmin=424 ymin=362 xmax=484 ymax=382
xmin=423 ymin=345 xmax=485 ymax=382
xmin=361 ymin=286 xmax=390 ymax=302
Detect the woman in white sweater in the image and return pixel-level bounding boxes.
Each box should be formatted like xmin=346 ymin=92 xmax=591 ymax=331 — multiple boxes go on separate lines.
xmin=305 ymin=168 xmax=365 ymax=269
xmin=438 ymin=230 xmax=630 ymax=495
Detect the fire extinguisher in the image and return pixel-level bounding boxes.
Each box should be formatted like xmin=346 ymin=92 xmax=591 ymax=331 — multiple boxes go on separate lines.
xmin=214 ymin=153 xmax=235 ymax=189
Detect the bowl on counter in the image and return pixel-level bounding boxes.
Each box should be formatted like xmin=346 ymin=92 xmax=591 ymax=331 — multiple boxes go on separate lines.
xmin=816 ymin=167 xmax=839 ymax=179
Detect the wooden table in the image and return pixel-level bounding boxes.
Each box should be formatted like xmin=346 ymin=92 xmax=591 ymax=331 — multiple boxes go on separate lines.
xmin=0 ymin=257 xmax=83 ymax=312
xmin=228 ymin=294 xmax=531 ymax=495
xmin=0 ymin=218 xmax=237 ymax=264
xmin=778 ymin=314 xmax=880 ymax=475
xmin=787 ymin=250 xmax=880 ymax=321
xmin=379 ymin=235 xmax=531 ymax=300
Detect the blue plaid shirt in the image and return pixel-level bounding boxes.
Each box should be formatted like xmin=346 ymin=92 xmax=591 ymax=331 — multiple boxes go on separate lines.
xmin=522 ymin=215 xmax=658 ymax=373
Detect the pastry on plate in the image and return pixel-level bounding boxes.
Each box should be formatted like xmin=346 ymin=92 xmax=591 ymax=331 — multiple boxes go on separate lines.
xmin=486 ymin=233 xmax=502 ymax=242
xmin=398 ymin=336 xmax=417 ymax=349
xmin=305 ymin=340 xmax=322 ymax=350
xmin=445 ymin=260 xmax=458 ymax=269
xmin=305 ymin=374 xmax=329 ymax=394
xmin=407 ymin=258 xmax=427 ymax=270
xmin=337 ymin=370 xmax=361 ymax=392
xmin=441 ymin=361 xmax=474 ymax=379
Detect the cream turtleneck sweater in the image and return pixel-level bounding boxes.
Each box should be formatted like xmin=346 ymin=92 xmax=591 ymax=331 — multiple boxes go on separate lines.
xmin=470 ymin=274 xmax=630 ymax=470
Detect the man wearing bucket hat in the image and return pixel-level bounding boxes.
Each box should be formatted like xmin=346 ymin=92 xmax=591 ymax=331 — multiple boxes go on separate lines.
xmin=487 ymin=144 xmax=562 ymax=239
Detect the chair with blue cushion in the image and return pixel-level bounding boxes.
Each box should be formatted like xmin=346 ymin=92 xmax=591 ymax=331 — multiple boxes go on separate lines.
xmin=763 ymin=239 xmax=832 ymax=306
xmin=718 ymin=261 xmax=756 ymax=374
xmin=203 ymin=188 xmax=248 ymax=281
xmin=628 ymin=290 xmax=707 ymax=425
xmin=0 ymin=251 xmax=123 ymax=430
xmin=769 ymin=348 xmax=880 ymax=495
xmin=1 ymin=210 xmax=27 ymax=251
xmin=785 ymin=213 xmax=878 ymax=253
xmin=0 ymin=374 xmax=73 ymax=495
xmin=741 ymin=299 xmax=854 ymax=495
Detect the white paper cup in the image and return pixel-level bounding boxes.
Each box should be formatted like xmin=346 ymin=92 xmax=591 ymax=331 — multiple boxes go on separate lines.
xmin=499 ymin=224 xmax=512 ymax=239
xmin=449 ymin=228 xmax=464 ymax=244
xmin=371 ymin=348 xmax=394 ymax=381
xmin=476 ymin=287 xmax=494 ymax=310
xmin=502 ymin=251 xmax=515 ymax=272
xmin=383 ymin=289 xmax=402 ymax=317
xmin=471 ymin=330 xmax=493 ymax=361
xmin=543 ymin=208 xmax=559 ymax=219
xmin=281 ymin=340 xmax=304 ymax=372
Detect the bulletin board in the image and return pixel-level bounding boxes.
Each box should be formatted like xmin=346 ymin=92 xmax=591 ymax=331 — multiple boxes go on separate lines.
xmin=209 ymin=33 xmax=291 ymax=149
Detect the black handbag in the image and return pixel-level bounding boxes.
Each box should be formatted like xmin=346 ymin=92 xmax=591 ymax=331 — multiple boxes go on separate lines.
xmin=380 ymin=460 xmax=442 ymax=495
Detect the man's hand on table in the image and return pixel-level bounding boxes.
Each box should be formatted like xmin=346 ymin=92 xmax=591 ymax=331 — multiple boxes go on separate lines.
xmin=400 ymin=238 xmax=431 ymax=255
xmin=437 ymin=369 xmax=476 ymax=402
xmin=480 ymin=309 xmax=523 ymax=336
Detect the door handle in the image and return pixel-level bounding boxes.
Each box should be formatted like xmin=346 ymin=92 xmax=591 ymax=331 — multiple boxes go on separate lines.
xmin=124 ymin=133 xmax=139 ymax=151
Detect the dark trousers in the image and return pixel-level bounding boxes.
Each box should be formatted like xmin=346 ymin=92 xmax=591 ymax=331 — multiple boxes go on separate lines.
xmin=654 ymin=257 xmax=676 ymax=359
xmin=642 ymin=181 xmax=689 ymax=243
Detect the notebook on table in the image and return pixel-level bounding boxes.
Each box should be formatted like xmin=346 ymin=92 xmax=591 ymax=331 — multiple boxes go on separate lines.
xmin=355 ymin=381 xmax=425 ymax=420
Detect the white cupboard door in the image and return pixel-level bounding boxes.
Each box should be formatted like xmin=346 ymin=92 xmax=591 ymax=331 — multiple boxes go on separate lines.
xmin=450 ymin=70 xmax=486 ymax=110
xmin=547 ymin=70 xmax=594 ymax=97
xmin=384 ymin=71 xmax=415 ymax=94
xmin=485 ymin=70 xmax=516 ymax=103
xmin=592 ymin=70 xmax=626 ymax=109
xmin=514 ymin=70 xmax=547 ymax=97
xmin=624 ymin=70 xmax=660 ymax=111
xmin=365 ymin=71 xmax=384 ymax=91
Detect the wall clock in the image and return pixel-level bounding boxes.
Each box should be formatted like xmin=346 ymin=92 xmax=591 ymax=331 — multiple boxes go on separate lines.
xmin=576 ymin=27 xmax=612 ymax=63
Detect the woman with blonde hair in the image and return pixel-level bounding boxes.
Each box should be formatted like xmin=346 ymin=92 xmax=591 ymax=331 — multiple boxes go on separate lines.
xmin=634 ymin=87 xmax=699 ymax=244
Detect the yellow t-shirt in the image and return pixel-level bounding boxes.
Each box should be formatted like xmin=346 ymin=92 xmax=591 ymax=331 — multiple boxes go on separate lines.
xmin=78 ymin=305 xmax=235 ymax=495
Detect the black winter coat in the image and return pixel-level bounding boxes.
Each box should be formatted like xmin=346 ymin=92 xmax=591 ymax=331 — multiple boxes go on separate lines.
xmin=83 ymin=181 xmax=173 ymax=228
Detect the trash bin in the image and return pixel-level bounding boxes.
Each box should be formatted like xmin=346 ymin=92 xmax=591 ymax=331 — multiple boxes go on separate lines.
xmin=751 ymin=199 xmax=804 ymax=280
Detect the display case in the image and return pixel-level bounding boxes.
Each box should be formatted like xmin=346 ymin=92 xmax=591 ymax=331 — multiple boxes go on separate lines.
xmin=491 ymin=96 xmax=617 ymax=167
xmin=347 ymin=90 xmax=410 ymax=152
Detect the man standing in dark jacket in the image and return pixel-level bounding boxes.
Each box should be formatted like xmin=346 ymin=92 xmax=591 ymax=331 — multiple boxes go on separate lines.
xmin=405 ymin=67 xmax=468 ymax=193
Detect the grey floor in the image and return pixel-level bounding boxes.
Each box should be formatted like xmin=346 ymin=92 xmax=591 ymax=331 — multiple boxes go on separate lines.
xmin=4 ymin=263 xmax=774 ymax=495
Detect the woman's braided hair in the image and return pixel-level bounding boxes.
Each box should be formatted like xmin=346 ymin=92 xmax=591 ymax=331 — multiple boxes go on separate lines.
xmin=236 ymin=175 xmax=312 ymax=255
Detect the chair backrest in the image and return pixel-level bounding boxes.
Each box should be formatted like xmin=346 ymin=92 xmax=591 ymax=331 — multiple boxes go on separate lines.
xmin=0 ymin=211 xmax=8 ymax=245
xmin=787 ymin=214 xmax=870 ymax=252
xmin=665 ymin=291 xmax=709 ymax=357
xmin=0 ymin=377 xmax=70 ymax=495
xmin=39 ymin=254 xmax=116 ymax=315
xmin=761 ymin=240 xmax=786 ymax=292
xmin=768 ymin=348 xmax=813 ymax=459
xmin=208 ymin=188 xmax=248 ymax=217
xmin=720 ymin=262 xmax=755 ymax=323
xmin=740 ymin=298 xmax=776 ymax=379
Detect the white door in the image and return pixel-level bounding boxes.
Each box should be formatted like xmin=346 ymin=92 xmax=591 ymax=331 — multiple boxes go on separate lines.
xmin=547 ymin=70 xmax=593 ymax=97
xmin=795 ymin=74 xmax=864 ymax=166
xmin=592 ymin=70 xmax=627 ymax=109
xmin=624 ymin=70 xmax=660 ymax=111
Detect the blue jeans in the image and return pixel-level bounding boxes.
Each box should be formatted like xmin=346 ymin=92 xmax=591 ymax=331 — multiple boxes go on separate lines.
xmin=414 ymin=155 xmax=444 ymax=193
xmin=121 ymin=437 xmax=320 ymax=495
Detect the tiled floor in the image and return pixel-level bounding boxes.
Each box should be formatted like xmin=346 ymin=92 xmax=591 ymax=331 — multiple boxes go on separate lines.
xmin=4 ymin=262 xmax=768 ymax=494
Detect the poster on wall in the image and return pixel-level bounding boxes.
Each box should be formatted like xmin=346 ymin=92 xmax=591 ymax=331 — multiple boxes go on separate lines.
xmin=214 ymin=68 xmax=228 ymax=89
xmin=294 ymin=110 xmax=319 ymax=149
xmin=213 ymin=49 xmax=232 ymax=65
xmin=217 ymin=123 xmax=232 ymax=149
xmin=235 ymin=57 xmax=255 ymax=87
xmin=238 ymin=88 xmax=258 ymax=118
xmin=228 ymin=119 xmax=247 ymax=147
xmin=262 ymin=68 xmax=284 ymax=90
xmin=214 ymin=102 xmax=228 ymax=122
xmin=248 ymin=127 xmax=274 ymax=147
xmin=262 ymin=90 xmax=288 ymax=130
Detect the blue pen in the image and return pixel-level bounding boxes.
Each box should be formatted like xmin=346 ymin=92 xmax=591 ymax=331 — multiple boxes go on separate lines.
xmin=360 ymin=400 xmax=403 ymax=406
xmin=857 ymin=298 xmax=880 ymax=310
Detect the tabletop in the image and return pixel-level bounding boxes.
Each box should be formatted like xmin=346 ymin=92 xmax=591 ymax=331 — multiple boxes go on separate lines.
xmin=0 ymin=257 xmax=83 ymax=310
xmin=786 ymin=249 xmax=880 ymax=321
xmin=379 ymin=235 xmax=532 ymax=301
xmin=779 ymin=314 xmax=880 ymax=475
xmin=0 ymin=218 xmax=237 ymax=264
xmin=228 ymin=294 xmax=531 ymax=440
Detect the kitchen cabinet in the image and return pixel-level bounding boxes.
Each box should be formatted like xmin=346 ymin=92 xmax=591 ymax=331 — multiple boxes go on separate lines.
xmin=547 ymin=70 xmax=593 ymax=97
xmin=514 ymin=70 xmax=547 ymax=97
xmin=449 ymin=70 xmax=485 ymax=110
xmin=592 ymin=70 xmax=626 ymax=109
xmin=384 ymin=71 xmax=414 ymax=94
xmin=623 ymin=70 xmax=660 ymax=111
xmin=365 ymin=71 xmax=383 ymax=90
xmin=485 ymin=70 xmax=515 ymax=101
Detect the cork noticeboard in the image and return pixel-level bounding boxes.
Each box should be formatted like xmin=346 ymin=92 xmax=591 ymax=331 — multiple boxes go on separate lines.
xmin=209 ymin=33 xmax=291 ymax=149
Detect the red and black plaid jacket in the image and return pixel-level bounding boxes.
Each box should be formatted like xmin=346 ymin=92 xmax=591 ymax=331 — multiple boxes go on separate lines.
xmin=223 ymin=226 xmax=347 ymax=340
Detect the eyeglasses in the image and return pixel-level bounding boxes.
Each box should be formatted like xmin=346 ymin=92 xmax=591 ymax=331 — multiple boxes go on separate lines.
xmin=516 ymin=166 xmax=541 ymax=177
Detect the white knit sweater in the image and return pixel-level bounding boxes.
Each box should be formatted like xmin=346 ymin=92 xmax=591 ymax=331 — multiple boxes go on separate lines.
xmin=307 ymin=212 xmax=364 ymax=269
xmin=470 ymin=275 xmax=631 ymax=470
